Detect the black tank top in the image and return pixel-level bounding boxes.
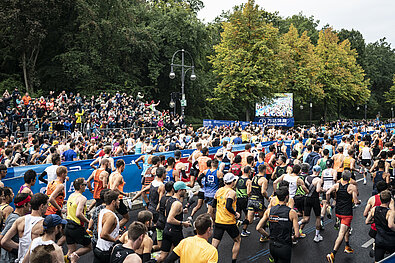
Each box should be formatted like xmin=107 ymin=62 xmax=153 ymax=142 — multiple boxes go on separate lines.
xmin=374 ymin=206 xmax=395 ymax=246
xmin=250 ymin=175 xmax=264 ymax=200
xmin=148 ymin=182 xmax=160 ymax=211
xmin=110 ymin=244 xmax=135 ymax=263
xmin=335 ymin=183 xmax=353 ymax=216
xmin=269 ymin=205 xmax=292 ymax=246
xmin=374 ymin=171 xmax=384 ymax=190
xmin=305 ymin=175 xmax=319 ymax=198
xmin=275 ymin=165 xmax=287 ymax=178
xmin=157 ymin=195 xmax=171 ymax=230
xmin=165 ymin=197 xmax=183 ymax=231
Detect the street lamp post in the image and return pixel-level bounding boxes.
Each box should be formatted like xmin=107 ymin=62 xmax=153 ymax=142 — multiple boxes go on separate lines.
xmin=169 ymin=49 xmax=196 ymax=118
xmin=392 ymin=107 xmax=394 ymax=119
xmin=364 ymin=104 xmax=367 ymax=119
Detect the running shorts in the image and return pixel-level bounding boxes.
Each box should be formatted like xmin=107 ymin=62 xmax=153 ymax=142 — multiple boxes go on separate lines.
xmin=198 ymin=191 xmax=205 ymax=200
xmin=65 ymin=220 xmax=91 ymax=246
xmin=247 ymin=199 xmax=265 ymax=212
xmin=361 ymin=159 xmax=372 ymax=167
xmin=213 ymin=223 xmax=240 ymax=240
xmin=336 ymin=214 xmax=353 ymax=227
xmin=116 ymin=199 xmax=128 ymax=216
xmin=303 ymin=197 xmax=321 ymax=217
xmin=236 ymin=197 xmax=248 ymax=215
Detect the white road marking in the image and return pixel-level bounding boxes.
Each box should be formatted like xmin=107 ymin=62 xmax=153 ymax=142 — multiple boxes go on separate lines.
xmin=361 ymin=238 xmax=374 ymax=248
xmin=356 ymin=178 xmax=364 ymax=182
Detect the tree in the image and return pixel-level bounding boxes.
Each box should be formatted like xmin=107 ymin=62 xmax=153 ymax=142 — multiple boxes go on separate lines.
xmin=280 ymin=12 xmax=320 ymax=44
xmin=384 ymin=74 xmax=395 ymax=104
xmin=315 ymin=28 xmax=370 ymax=120
xmin=0 ymin=0 xmax=65 ymax=93
xmin=277 ymin=24 xmax=323 ymax=105
xmin=209 ymin=0 xmax=281 ymax=121
xmin=338 ymin=29 xmax=366 ymax=67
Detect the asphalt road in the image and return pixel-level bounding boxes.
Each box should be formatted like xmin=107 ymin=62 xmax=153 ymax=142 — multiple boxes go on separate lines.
xmin=76 ymin=171 xmax=385 ymax=263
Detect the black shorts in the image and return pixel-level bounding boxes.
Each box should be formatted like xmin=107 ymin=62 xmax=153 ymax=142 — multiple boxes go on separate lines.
xmin=116 ymin=199 xmax=128 ymax=216
xmin=247 ymin=199 xmax=265 ymax=212
xmin=161 ymin=226 xmax=183 ymax=252
xmin=270 ymin=241 xmax=292 ymax=263
xmin=294 ymin=195 xmax=305 ymax=213
xmin=236 ymin=197 xmax=248 ymax=215
xmin=213 ymin=223 xmax=240 ymax=240
xmin=198 ymin=191 xmax=205 ymax=200
xmin=65 ymin=220 xmax=91 ymax=247
xmin=303 ymin=197 xmax=321 ymax=217
xmin=190 ymin=168 xmax=199 ymax=178
xmin=361 ymin=159 xmax=372 ymax=167
xmin=368 ymin=228 xmax=377 ymax=239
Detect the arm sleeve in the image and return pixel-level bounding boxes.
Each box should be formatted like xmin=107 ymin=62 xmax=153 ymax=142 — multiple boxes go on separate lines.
xmin=38 ymin=171 xmax=48 ymax=184
xmin=196 ymin=173 xmax=205 ymax=186
xmin=226 ymin=198 xmax=236 ymax=215
xmin=192 ymin=161 xmax=199 ymax=170
xmin=181 ymin=169 xmax=187 ymax=179
xmin=164 ymin=251 xmax=181 ymax=263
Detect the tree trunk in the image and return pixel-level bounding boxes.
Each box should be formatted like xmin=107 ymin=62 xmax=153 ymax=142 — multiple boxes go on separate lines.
xmin=324 ymin=100 xmax=327 ymax=123
xmin=245 ymin=107 xmax=250 ymax=122
xmin=22 ymin=52 xmax=29 ymax=93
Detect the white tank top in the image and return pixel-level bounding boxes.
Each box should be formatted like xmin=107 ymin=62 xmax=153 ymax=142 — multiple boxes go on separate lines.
xmin=16 ymin=215 xmax=43 ymax=263
xmin=283 ymin=174 xmax=298 ymax=198
xmin=97 ymin=208 xmax=119 ymax=251
xmin=30 ymin=236 xmax=55 ymax=254
xmin=361 ymin=147 xmax=372 ymax=160
xmin=191 ymin=150 xmax=200 ymax=165
xmin=322 ymin=168 xmax=335 ymax=191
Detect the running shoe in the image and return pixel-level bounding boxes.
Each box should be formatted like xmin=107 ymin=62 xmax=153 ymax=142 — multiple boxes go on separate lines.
xmin=241 ymin=230 xmax=251 ymax=237
xmin=259 ymin=235 xmax=269 ymax=242
xmin=299 ymin=229 xmax=306 ymax=238
xmin=320 ymin=219 xmax=325 ymax=230
xmin=292 ymin=239 xmax=298 ymax=245
xmin=369 ymin=249 xmax=375 ymax=258
xmin=313 ymin=234 xmax=323 ymax=243
xmin=268 ymin=255 xmax=275 ymax=262
xmin=326 ymin=253 xmax=335 ymax=263
xmin=344 ymin=246 xmax=354 ymax=254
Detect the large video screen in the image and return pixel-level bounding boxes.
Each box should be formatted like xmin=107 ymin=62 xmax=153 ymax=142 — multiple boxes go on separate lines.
xmin=255 ymin=93 xmax=293 ymax=117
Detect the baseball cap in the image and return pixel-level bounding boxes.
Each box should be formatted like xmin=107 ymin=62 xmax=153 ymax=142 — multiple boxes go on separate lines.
xmin=257 ymin=144 xmax=263 ymax=150
xmin=52 ymin=140 xmax=59 ymax=146
xmin=173 ymin=181 xmax=190 ymax=191
xmin=312 ymin=165 xmax=321 ymax=173
xmin=43 ymin=214 xmax=67 ymax=229
xmin=224 ymin=173 xmax=237 ymax=184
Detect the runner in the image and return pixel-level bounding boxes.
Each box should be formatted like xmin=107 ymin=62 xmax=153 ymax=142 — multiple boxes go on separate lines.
xmin=158 ymin=181 xmax=191 ymax=262
xmin=236 ymin=166 xmax=251 ymax=237
xmin=264 ymin=145 xmax=276 ymax=181
xmin=65 ymin=178 xmax=92 ymax=260
xmin=22 ymin=214 xmax=67 ymax=263
xmin=156 ymin=181 xmax=175 ymax=251
xmin=38 ymin=153 xmax=61 ymax=185
xmin=0 ymin=193 xmax=31 ymax=263
xmin=164 ymin=157 xmax=179 ymax=183
xmin=246 ymin=164 xmax=268 ymax=241
xmin=164 ymin=213 xmax=218 ymax=263
xmin=332 ymin=146 xmax=345 ymax=181
xmin=187 ymin=142 xmax=202 ymax=182
xmin=190 ymin=159 xmax=211 ymax=219
xmin=197 ymin=159 xmax=223 ymax=217
xmin=90 ymin=146 xmax=115 ymax=172
xmin=326 ymin=171 xmax=360 ymax=262
xmin=359 ymin=140 xmax=373 ymax=185
xmin=212 ymin=173 xmax=240 ymax=263
xmin=45 ymin=166 xmax=67 ymax=217
xmin=18 ymin=169 xmax=37 ymax=195
xmin=372 ymin=160 xmax=390 ymax=196
xmin=109 ymin=159 xmax=130 ymax=227
xmin=0 ymin=187 xmax=14 ymax=229
xmin=321 ymin=159 xmax=337 ymax=221
xmin=271 ymin=155 xmax=287 ymax=181
xmin=135 ymin=147 xmax=154 ymax=206
xmin=299 ymin=165 xmax=324 ymax=243
xmin=256 ymin=186 xmax=300 ymax=263
xmin=1 ymin=193 xmax=48 ymax=263
xmin=174 ymin=150 xmax=188 ymax=182
xmin=110 ymin=221 xmax=146 ymax=263
xmin=239 ymin=144 xmax=253 ymax=167
xmin=132 ymin=167 xmax=166 ymax=225
xmin=230 ymin=155 xmax=242 ymax=177
xmin=87 ymin=158 xmax=110 ymax=209
xmin=365 ymin=190 xmax=395 ymax=262
xmin=93 ymin=190 xmax=120 ymax=263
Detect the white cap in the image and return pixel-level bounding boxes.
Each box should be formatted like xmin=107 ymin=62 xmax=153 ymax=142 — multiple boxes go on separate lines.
xmin=257 ymin=144 xmax=263 ymax=150
xmin=224 ymin=173 xmax=236 ymax=184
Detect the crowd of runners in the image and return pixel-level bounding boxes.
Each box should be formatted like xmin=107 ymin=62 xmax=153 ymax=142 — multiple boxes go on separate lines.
xmin=0 ymin=120 xmax=394 ymax=262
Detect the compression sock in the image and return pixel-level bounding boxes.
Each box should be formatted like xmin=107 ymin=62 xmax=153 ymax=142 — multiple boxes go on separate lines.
xmin=298 ymin=219 xmax=304 ymax=226
xmin=232 ymin=259 xmax=237 ymax=263
xmin=346 ymin=242 xmax=350 ymax=247
xmin=332 ymin=250 xmax=337 ymax=255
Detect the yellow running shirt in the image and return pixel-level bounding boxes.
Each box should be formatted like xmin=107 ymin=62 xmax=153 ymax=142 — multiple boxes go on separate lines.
xmin=67 ymin=192 xmax=86 ymax=226
xmin=173 ymin=236 xmax=218 ymax=263
xmin=215 ymin=187 xmax=236 ymax=225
